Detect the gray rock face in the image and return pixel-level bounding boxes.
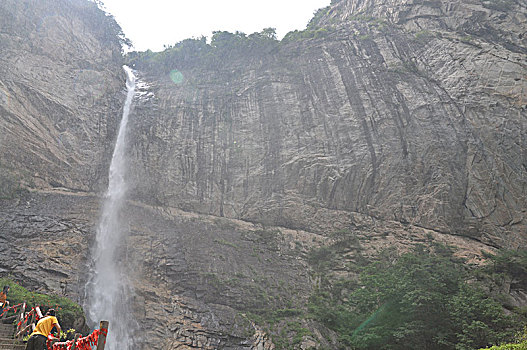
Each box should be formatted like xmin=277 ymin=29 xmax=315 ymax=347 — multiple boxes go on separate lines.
xmin=0 ymin=193 xmax=96 ymax=297
xmin=0 ymin=0 xmax=526 ymax=348
xmin=128 ymin=0 xmax=526 ymax=248
xmin=0 ymin=0 xmax=125 ymax=193
xmin=326 ymin=0 xmax=526 ymax=51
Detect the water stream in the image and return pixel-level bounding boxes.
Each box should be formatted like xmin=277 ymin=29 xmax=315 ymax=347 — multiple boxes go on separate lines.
xmin=85 ymin=65 xmax=136 ymax=349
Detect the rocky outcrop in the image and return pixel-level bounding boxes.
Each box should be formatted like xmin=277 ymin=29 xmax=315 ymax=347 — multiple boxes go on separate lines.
xmin=0 ymin=0 xmax=125 ymax=194
xmin=127 ymin=0 xmax=527 ymax=250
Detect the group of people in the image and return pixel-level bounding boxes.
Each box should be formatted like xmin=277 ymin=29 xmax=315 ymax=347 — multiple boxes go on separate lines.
xmin=0 ymin=285 xmax=62 ymax=350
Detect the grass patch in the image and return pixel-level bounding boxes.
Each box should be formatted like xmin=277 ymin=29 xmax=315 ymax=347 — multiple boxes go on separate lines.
xmin=214 ymin=238 xmax=239 ymax=249
xmin=0 ymin=277 xmax=84 ymax=330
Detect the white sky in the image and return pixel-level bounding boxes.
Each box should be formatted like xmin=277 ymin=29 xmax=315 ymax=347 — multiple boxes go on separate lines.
xmin=99 ymin=0 xmax=331 ymax=52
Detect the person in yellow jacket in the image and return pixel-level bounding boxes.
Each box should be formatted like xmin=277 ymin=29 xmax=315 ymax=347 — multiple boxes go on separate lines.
xmin=25 ymin=309 xmax=61 ymax=350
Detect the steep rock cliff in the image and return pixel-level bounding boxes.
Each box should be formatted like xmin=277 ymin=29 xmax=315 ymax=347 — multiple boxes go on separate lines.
xmin=0 ymin=0 xmax=125 ymax=194
xmin=0 ymin=0 xmax=526 ymax=349
xmin=128 ymin=0 xmax=527 ymax=249
xmin=0 ymin=190 xmax=498 ymax=349
xmin=120 ymin=0 xmax=527 ymax=345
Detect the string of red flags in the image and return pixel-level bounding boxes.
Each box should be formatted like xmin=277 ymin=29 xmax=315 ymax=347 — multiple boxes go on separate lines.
xmin=9 ymin=302 xmax=108 ymax=350
xmin=47 ymin=327 xmax=106 ymax=350
xmin=0 ymin=302 xmax=23 ymax=317
xmin=1 ymin=303 xmax=62 ymax=318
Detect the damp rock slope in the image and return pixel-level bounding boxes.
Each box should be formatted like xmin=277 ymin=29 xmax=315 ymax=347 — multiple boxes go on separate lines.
xmin=0 ymin=0 xmax=125 ymax=194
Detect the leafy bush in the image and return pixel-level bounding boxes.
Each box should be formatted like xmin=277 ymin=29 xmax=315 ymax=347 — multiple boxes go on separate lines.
xmin=479 ymin=328 xmax=527 ymax=349
xmin=282 ymin=27 xmax=331 ymax=42
xmin=0 ymin=277 xmax=84 ymax=330
xmin=482 ymin=250 xmax=527 ymax=286
xmin=0 ymin=165 xmax=28 ymax=199
xmin=308 ymin=248 xmax=525 ymax=349
xmin=307 ymin=246 xmax=337 ymax=272
xmin=126 ymin=28 xmax=279 ymax=75
xmin=307 ymin=6 xmax=332 ymax=29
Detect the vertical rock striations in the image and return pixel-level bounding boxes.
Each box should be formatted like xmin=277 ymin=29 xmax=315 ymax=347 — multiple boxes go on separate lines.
xmin=128 ymin=0 xmax=526 ymax=248
xmin=0 ymin=0 xmax=125 ymax=194
xmin=0 ymin=0 xmax=526 ymax=348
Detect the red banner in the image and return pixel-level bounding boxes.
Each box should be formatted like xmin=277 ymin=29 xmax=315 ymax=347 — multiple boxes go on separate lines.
xmin=48 ymin=328 xmax=105 ymax=350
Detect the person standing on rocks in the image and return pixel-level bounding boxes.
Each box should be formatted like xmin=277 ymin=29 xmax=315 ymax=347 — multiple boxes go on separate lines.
xmin=25 ymin=309 xmax=61 ymax=350
xmin=0 ymin=285 xmax=9 ymax=312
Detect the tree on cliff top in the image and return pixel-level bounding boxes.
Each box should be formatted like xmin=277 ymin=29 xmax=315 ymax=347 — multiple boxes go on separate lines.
xmin=126 ymin=28 xmax=279 ymax=74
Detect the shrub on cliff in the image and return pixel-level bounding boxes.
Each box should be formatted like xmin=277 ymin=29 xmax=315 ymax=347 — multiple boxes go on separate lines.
xmin=126 ymin=28 xmax=279 ymax=75
xmin=308 ymin=247 xmax=527 ymax=349
xmin=479 ymin=327 xmax=527 ymax=349
xmin=0 ymin=166 xmax=29 ymax=200
xmin=0 ymin=277 xmax=84 ymax=332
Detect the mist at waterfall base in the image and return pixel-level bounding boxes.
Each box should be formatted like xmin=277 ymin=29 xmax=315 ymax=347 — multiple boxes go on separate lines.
xmin=85 ymin=66 xmax=137 ymax=349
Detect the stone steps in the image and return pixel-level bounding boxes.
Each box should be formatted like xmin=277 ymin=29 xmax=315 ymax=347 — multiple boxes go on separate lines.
xmin=0 ymin=324 xmax=24 ymax=350
xmin=0 ymin=338 xmax=23 ymax=345
xmin=0 ymin=324 xmax=13 ymax=338
xmin=0 ymin=345 xmax=24 ymax=350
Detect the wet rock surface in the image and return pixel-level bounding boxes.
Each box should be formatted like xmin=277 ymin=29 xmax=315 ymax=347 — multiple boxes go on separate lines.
xmin=0 ymin=0 xmax=526 ymax=348
xmin=128 ymin=0 xmax=526 ymax=250
xmin=0 ymin=0 xmax=125 ymax=194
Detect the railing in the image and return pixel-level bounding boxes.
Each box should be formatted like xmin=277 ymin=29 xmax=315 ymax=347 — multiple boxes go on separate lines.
xmin=0 ymin=302 xmax=24 ymax=319
xmin=48 ymin=321 xmax=108 ymax=350
xmin=2 ymin=302 xmax=108 ymax=350
xmin=15 ymin=303 xmax=42 ymax=338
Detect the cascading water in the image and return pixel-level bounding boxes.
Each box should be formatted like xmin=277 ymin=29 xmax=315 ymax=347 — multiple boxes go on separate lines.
xmin=86 ymin=66 xmax=136 ymax=349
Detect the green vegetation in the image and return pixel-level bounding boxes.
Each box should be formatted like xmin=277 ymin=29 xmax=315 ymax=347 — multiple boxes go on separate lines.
xmin=307 ymin=229 xmax=363 ymax=273
xmin=274 ymin=320 xmax=314 ymax=349
xmin=207 ymin=233 xmax=526 ymax=349
xmin=413 ymin=30 xmax=435 ymax=44
xmin=282 ymin=27 xmax=331 ymax=42
xmin=126 ymin=28 xmax=280 ymax=75
xmin=306 ymin=247 xmax=527 ymax=349
xmin=307 ymin=245 xmax=340 ymax=273
xmin=0 ymin=172 xmax=26 ymax=199
xmin=255 ymin=229 xmax=281 ymax=250
xmin=0 ymin=277 xmax=84 ymax=330
xmin=242 ymin=229 xmax=282 ymax=252
xmin=281 ymin=5 xmax=336 ymax=42
xmin=126 ymin=2 xmax=342 ymax=73
xmin=479 ymin=328 xmax=527 ymax=349
xmin=308 ymin=6 xmax=332 ymax=29
xmin=387 ymin=61 xmax=420 ymax=75
xmin=358 ymin=34 xmax=372 ymax=41
xmin=247 ymin=309 xmax=312 ymax=350
xmin=460 ymin=35 xmax=474 ymax=43
xmin=213 ymin=238 xmax=239 ymax=249
xmin=350 ymin=14 xmax=388 ymax=29
xmin=91 ymin=1 xmax=131 ymax=50
xmin=0 ymin=164 xmax=29 ymax=199
xmin=481 ymin=250 xmax=527 ymax=282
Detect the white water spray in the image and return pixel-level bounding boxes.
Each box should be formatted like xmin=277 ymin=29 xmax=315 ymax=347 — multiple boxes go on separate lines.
xmin=86 ymin=66 xmax=136 ymax=349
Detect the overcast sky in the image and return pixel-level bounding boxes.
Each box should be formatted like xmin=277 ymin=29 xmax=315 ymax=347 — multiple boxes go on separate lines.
xmin=99 ymin=0 xmax=331 ymax=52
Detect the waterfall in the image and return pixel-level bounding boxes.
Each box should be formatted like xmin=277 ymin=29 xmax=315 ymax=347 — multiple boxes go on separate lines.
xmin=86 ymin=66 xmax=136 ymax=349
